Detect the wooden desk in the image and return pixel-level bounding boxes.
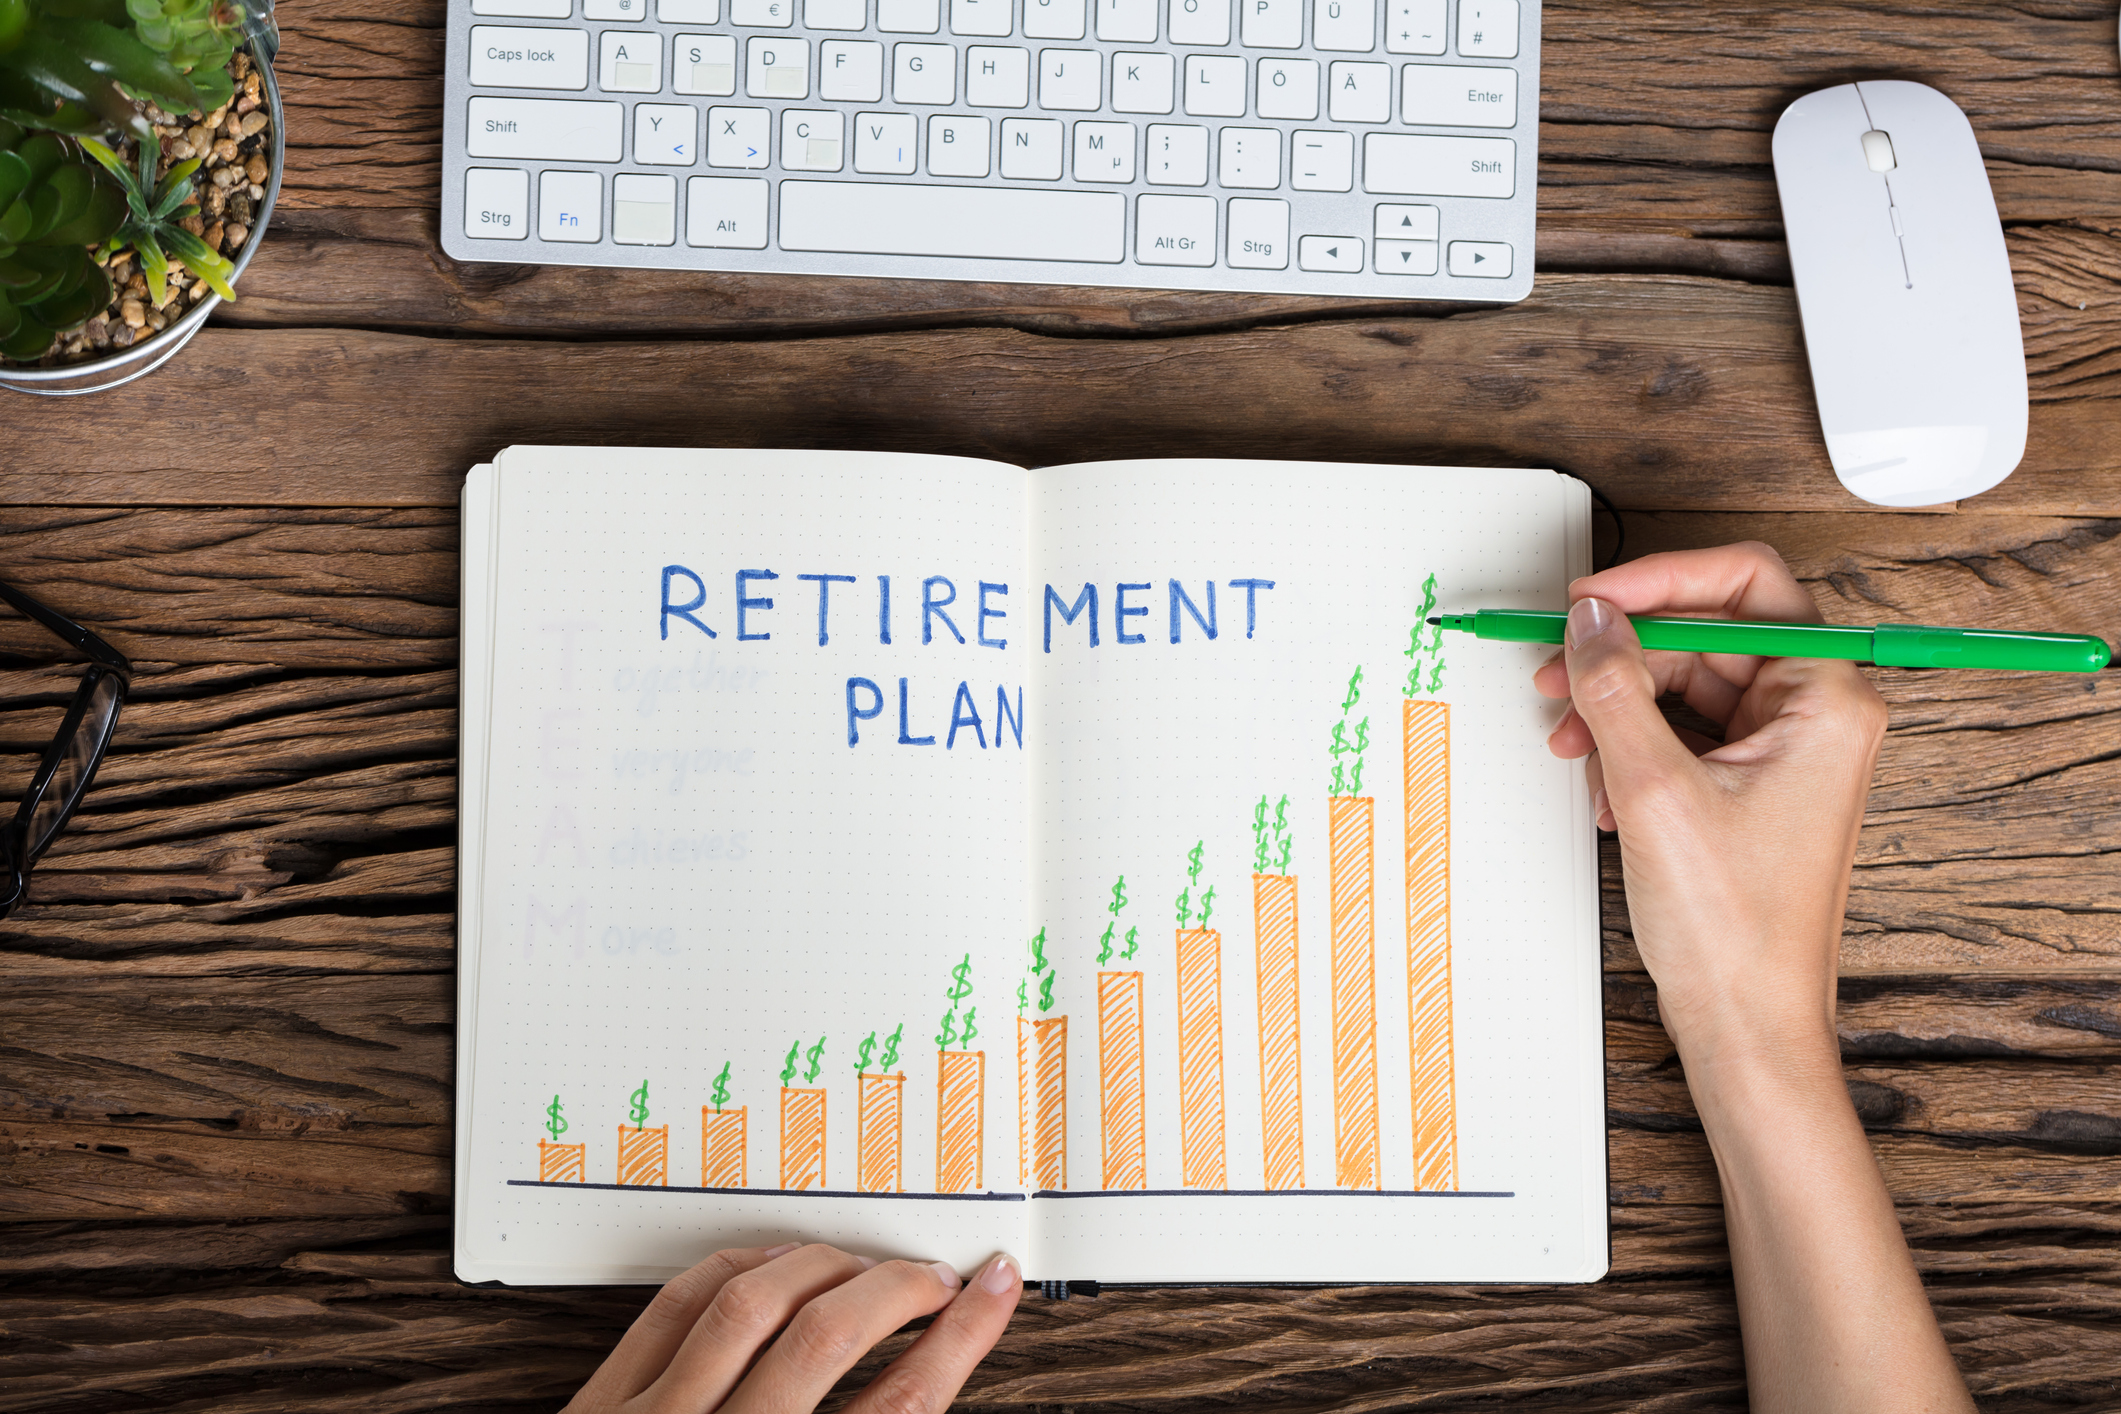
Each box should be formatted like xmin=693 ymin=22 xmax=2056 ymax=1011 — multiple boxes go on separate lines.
xmin=4 ymin=1 xmax=2117 ymax=1407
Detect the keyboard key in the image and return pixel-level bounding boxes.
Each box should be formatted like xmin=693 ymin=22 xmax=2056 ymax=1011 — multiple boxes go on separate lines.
xmin=474 ymin=0 xmax=571 ymax=16
xmin=952 ymin=0 xmax=1013 ymax=34
xmin=1001 ymin=116 xmax=1064 ymax=177
xmin=467 ymin=97 xmax=625 ymax=160
xmin=1384 ymin=0 xmax=1446 ymax=54
xmin=1374 ymin=202 xmax=1437 ymax=238
xmin=463 ymin=166 xmax=528 ymax=238
xmin=1183 ymin=55 xmax=1245 ymax=116
xmin=707 ymin=104 xmax=771 ymax=165
xmin=585 ymin=0 xmax=647 ymax=17
xmin=1096 ymin=0 xmax=1156 ymax=42
xmin=894 ymin=42 xmax=956 ymax=102
xmin=1242 ymin=0 xmax=1301 ymax=49
xmin=1218 ymin=126 xmax=1280 ymax=188
xmin=806 ymin=0 xmax=865 ymax=24
xmin=600 ymin=32 xmax=662 ymax=92
xmin=1376 ymin=238 xmax=1437 ymax=273
xmin=674 ymin=33 xmax=737 ymax=94
xmin=1448 ymin=238 xmax=1510 ymax=276
xmin=1312 ymin=0 xmax=1372 ymax=52
xmin=779 ymin=180 xmax=1125 ymax=261
xmin=1257 ymin=58 xmax=1318 ymax=120
xmin=878 ymin=0 xmax=940 ymax=30
xmin=1402 ymin=63 xmax=1515 ymax=127
xmin=1111 ymin=52 xmax=1175 ymax=114
xmin=1168 ymin=0 xmax=1229 ymax=44
xmin=1291 ymin=128 xmax=1351 ymax=189
xmin=1457 ymin=0 xmax=1517 ymax=58
xmin=1074 ymin=120 xmax=1135 ymax=181
xmin=1145 ymin=123 xmax=1208 ymax=184
xmin=1022 ymin=0 xmax=1085 ymax=39
xmin=730 ymin=0 xmax=794 ymax=22
xmin=1039 ymin=49 xmax=1100 ymax=109
xmin=928 ymin=114 xmax=991 ymax=174
xmin=660 ymin=0 xmax=721 ymax=18
xmin=1227 ymin=196 xmax=1287 ymax=268
xmin=854 ymin=110 xmax=917 ymax=170
xmin=613 ymin=172 xmax=676 ymax=243
xmin=540 ymin=170 xmax=601 ymax=239
xmin=821 ymin=40 xmax=884 ymax=99
xmin=966 ymin=46 xmax=1029 ymax=106
xmin=783 ymin=108 xmax=845 ymax=169
xmin=469 ymin=27 xmax=589 ymax=89
xmin=635 ymin=102 xmax=696 ymax=162
xmin=747 ymin=37 xmax=809 ymax=96
xmin=687 ymin=174 xmax=769 ymax=245
xmin=1329 ymin=61 xmax=1389 ymax=122
xmin=1298 ymin=234 xmax=1361 ymax=270
xmin=1363 ymin=133 xmax=1513 ymax=196
xmin=1137 ymin=193 xmax=1216 ymax=265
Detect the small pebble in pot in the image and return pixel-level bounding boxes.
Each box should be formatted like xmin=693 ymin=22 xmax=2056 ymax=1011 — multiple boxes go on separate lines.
xmin=188 ymin=123 xmax=213 ymax=151
xmin=240 ymin=110 xmax=269 ymax=139
xmin=204 ymin=220 xmax=224 ymax=250
xmin=212 ymin=165 xmax=241 ymax=190
xmin=245 ymin=154 xmax=268 ymax=184
xmin=225 ymin=222 xmax=250 ymax=248
xmin=228 ymin=192 xmax=252 ymax=224
xmin=212 ymin=137 xmax=240 ymax=164
xmin=169 ymin=138 xmax=195 ymax=160
xmin=246 ymin=183 xmax=263 ymax=200
xmin=119 ymin=299 xmax=146 ymax=329
xmin=110 ymin=324 xmax=136 ymax=349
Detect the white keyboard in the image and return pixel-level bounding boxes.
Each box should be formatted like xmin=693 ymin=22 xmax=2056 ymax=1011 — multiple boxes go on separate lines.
xmin=441 ymin=0 xmax=1540 ymax=300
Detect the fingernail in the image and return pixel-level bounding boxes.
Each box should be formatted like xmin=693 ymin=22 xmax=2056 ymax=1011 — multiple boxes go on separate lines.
xmin=930 ymin=1261 xmax=962 ymax=1290
xmin=1567 ymin=597 xmax=1614 ymax=649
xmin=763 ymin=1242 xmax=799 ymax=1259
xmin=1590 ymin=787 xmax=1609 ymax=827
xmin=978 ymin=1255 xmax=1019 ymax=1294
xmin=856 ymin=1255 xmax=879 ymax=1270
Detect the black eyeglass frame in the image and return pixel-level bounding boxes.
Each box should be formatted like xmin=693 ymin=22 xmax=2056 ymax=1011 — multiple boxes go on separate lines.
xmin=0 ymin=580 xmax=131 ymax=919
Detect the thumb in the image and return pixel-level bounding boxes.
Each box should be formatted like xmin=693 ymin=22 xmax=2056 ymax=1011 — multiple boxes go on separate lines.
xmin=1563 ymin=598 xmax=1700 ymax=801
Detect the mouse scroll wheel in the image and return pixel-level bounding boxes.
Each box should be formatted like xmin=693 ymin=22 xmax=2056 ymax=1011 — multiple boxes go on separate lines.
xmin=1861 ymin=130 xmax=1897 ymax=173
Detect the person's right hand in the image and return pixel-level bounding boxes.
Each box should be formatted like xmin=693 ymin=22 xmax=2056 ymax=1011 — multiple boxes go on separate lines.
xmin=1533 ymin=542 xmax=1888 ymax=1065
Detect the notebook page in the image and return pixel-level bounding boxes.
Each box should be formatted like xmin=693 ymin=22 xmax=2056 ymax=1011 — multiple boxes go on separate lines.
xmin=1023 ymin=461 xmax=1603 ymax=1284
xmin=457 ymin=447 xmax=1033 ymax=1284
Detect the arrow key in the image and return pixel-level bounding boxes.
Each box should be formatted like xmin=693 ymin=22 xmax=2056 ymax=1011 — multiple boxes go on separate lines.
xmin=1298 ymin=235 xmax=1363 ymax=273
xmin=1448 ymin=239 xmax=1512 ymax=278
xmin=1373 ymin=202 xmax=1439 ymax=241
xmin=1375 ymin=238 xmax=1439 ymax=275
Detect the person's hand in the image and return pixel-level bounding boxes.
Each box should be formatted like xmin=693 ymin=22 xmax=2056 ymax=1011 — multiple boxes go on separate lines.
xmin=564 ymin=1243 xmax=1021 ymax=1414
xmin=1533 ymin=542 xmax=1887 ymax=1065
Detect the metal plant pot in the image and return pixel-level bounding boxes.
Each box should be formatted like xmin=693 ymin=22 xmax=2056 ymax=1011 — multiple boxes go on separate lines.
xmin=0 ymin=6 xmax=284 ymax=397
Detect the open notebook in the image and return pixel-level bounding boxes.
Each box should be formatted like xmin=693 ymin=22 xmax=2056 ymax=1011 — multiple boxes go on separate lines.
xmin=456 ymin=447 xmax=1605 ymax=1286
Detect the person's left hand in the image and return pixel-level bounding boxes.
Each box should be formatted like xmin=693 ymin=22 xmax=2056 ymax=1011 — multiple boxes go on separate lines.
xmin=563 ymin=1242 xmax=1022 ymax=1414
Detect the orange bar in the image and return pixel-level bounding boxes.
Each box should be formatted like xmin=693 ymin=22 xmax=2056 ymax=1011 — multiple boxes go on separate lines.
xmin=857 ymin=1072 xmax=906 ymax=1193
xmin=1174 ymin=927 xmax=1225 ymax=1189
xmin=1098 ymin=973 xmax=1146 ymax=1190
xmin=1016 ymin=1018 xmax=1033 ymax=1187
xmin=936 ymin=1050 xmax=985 ymax=1192
xmin=1033 ymin=1016 xmax=1068 ymax=1190
xmin=699 ymin=1107 xmax=747 ymax=1188
xmin=1252 ymin=872 xmax=1303 ymax=1190
xmin=1329 ymin=794 xmax=1381 ymax=1189
xmin=538 ymin=1139 xmax=586 ymax=1183
xmin=779 ymin=1088 xmax=827 ymax=1190
xmin=616 ymin=1124 xmax=669 ymax=1187
xmin=1405 ymin=698 xmax=1458 ymax=1191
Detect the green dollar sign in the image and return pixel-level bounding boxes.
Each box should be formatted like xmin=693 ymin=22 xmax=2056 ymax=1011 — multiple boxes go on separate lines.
xmin=710 ymin=1063 xmax=730 ymax=1112
xmin=781 ymin=1041 xmax=800 ymax=1088
xmin=961 ymin=1006 xmax=979 ymax=1047
xmin=1342 ymin=665 xmax=1363 ymax=714
xmin=1176 ymin=885 xmax=1192 ymax=930
xmin=1253 ymin=796 xmax=1271 ymax=872
xmin=1328 ymin=720 xmax=1350 ymax=757
xmin=948 ymin=953 xmax=975 ymax=1006
xmin=1276 ymin=833 xmax=1293 ymax=873
xmin=545 ymin=1094 xmax=567 ymax=1142
xmin=1348 ymin=757 xmax=1366 ymax=795
xmin=804 ymin=1036 xmax=826 ymax=1085
xmin=1405 ymin=664 xmax=1425 ymax=698
xmin=1109 ymin=875 xmax=1128 ymax=916
xmin=1123 ymin=924 xmax=1138 ymax=960
xmin=1016 ymin=978 xmax=1028 ymax=1014
xmin=1428 ymin=660 xmax=1445 ymax=694
xmin=627 ymin=1080 xmax=650 ymax=1131
xmin=1200 ymin=884 xmax=1216 ymax=930
xmin=1428 ymin=621 xmax=1444 ymax=654
xmin=1097 ymin=921 xmax=1115 ymax=966
xmin=881 ymin=1023 xmax=903 ymax=1071
xmin=937 ymin=1009 xmax=958 ymax=1049
xmin=1037 ymin=971 xmax=1055 ymax=1012
xmin=1417 ymin=573 xmax=1439 ymax=626
xmin=855 ymin=1031 xmax=876 ymax=1074
xmin=1274 ymin=794 xmax=1290 ymax=836
xmin=1329 ymin=761 xmax=1345 ymax=796
xmin=1187 ymin=840 xmax=1204 ymax=888
xmin=1354 ymin=717 xmax=1369 ymax=755
xmin=1404 ymin=624 xmax=1424 ymax=659
xmin=1029 ymin=927 xmax=1048 ymax=975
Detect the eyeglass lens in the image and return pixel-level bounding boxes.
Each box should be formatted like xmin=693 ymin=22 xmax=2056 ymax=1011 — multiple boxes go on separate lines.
xmin=26 ymin=673 xmax=123 ymax=858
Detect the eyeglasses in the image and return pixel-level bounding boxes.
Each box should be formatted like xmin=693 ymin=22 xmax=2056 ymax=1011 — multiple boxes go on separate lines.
xmin=0 ymin=580 xmax=130 ymax=920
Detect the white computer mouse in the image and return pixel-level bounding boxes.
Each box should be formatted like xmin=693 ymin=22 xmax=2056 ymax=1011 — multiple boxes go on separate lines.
xmin=1772 ymin=81 xmax=2027 ymax=507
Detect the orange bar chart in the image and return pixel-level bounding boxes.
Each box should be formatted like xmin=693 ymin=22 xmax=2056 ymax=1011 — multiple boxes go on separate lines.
xmin=538 ymin=1139 xmax=586 ymax=1183
xmin=1098 ymin=972 xmax=1146 ymax=1190
xmin=616 ymin=1124 xmax=669 ymax=1187
xmin=780 ymin=1088 xmax=827 ymax=1190
xmin=1329 ymin=795 xmax=1381 ymax=1189
xmin=1404 ymin=698 xmax=1458 ymax=1191
xmin=858 ymin=1072 xmax=906 ymax=1192
xmin=1033 ymin=1016 xmax=1068 ymax=1190
xmin=936 ymin=1050 xmax=985 ymax=1192
xmin=1174 ymin=927 xmax=1226 ymax=1189
xmin=1252 ymin=872 xmax=1304 ymax=1190
xmin=700 ymin=1107 xmax=747 ymax=1188
xmin=1016 ymin=1018 xmax=1033 ymax=1186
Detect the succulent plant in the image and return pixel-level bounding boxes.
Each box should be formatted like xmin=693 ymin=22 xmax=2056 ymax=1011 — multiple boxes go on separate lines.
xmin=123 ymin=0 xmax=242 ymax=113
xmin=0 ymin=118 xmax=125 ymax=358
xmin=81 ymin=122 xmax=235 ymax=308
xmin=0 ymin=0 xmax=211 ymax=139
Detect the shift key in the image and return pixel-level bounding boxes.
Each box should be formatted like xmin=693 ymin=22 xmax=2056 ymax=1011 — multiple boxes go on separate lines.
xmin=467 ymin=97 xmax=624 ymax=161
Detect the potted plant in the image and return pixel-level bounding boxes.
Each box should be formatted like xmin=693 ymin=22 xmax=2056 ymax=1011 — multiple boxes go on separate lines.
xmin=0 ymin=0 xmax=283 ymax=395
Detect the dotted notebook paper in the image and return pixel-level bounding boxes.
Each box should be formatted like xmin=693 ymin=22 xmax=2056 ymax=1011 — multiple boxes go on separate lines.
xmin=455 ymin=448 xmax=1602 ymax=1286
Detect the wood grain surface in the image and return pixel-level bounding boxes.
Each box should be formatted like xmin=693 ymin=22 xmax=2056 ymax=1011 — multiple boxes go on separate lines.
xmin=3 ymin=0 xmax=2119 ymax=1408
